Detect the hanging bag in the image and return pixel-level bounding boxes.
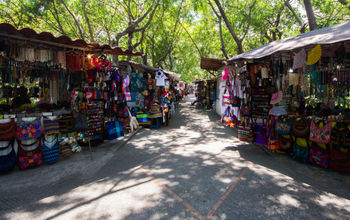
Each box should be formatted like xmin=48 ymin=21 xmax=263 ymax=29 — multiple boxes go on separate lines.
xmin=267 ymin=115 xmax=279 ymax=150
xmin=275 ymin=116 xmax=291 ymax=135
xmin=230 ymin=77 xmax=241 ymax=107
xmin=0 ymin=140 xmax=16 ymax=173
xmin=330 ymin=143 xmax=350 ymax=173
xmin=292 ymin=118 xmax=310 ymax=138
xmin=309 ymin=142 xmax=330 ymax=168
xmin=309 ymin=120 xmax=332 ymax=144
xmin=238 ymin=118 xmax=253 ymax=142
xmin=253 ymin=118 xmax=267 ymax=145
xmin=17 ymin=137 xmax=43 ymax=169
xmin=0 ymin=119 xmax=16 ymax=140
xmin=292 ymin=137 xmax=309 ymax=163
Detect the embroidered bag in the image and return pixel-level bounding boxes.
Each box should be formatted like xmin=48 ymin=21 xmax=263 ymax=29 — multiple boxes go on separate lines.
xmin=309 ymin=142 xmax=330 ymax=168
xmin=59 ymin=143 xmax=73 ymax=158
xmin=331 ymin=122 xmax=349 ymax=145
xmin=0 ymin=140 xmax=16 ymax=173
xmin=238 ymin=119 xmax=253 ymax=142
xmin=292 ymin=118 xmax=310 ymax=138
xmin=292 ymin=137 xmax=309 ymax=162
xmin=266 ymin=115 xmax=279 ymax=150
xmin=279 ymin=135 xmax=292 ymax=151
xmin=17 ymin=137 xmax=42 ymax=169
xmin=241 ymin=105 xmax=250 ymax=117
xmin=275 ymin=116 xmax=291 ymax=135
xmin=330 ymin=143 xmax=350 ymax=173
xmin=309 ymin=120 xmax=332 ymax=144
xmin=42 ymin=135 xmax=59 ymax=164
xmin=43 ymin=116 xmax=60 ymax=135
xmin=0 ymin=119 xmax=16 ymax=140
xmin=16 ymin=119 xmax=42 ymax=140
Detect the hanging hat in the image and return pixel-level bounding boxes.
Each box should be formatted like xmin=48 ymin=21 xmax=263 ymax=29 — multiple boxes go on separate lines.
xmin=270 ymin=91 xmax=283 ymax=105
xmin=307 ymin=44 xmax=322 ymax=65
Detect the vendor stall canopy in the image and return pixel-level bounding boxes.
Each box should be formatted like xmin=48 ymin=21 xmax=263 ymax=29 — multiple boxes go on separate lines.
xmin=228 ymin=21 xmax=350 ymax=62
xmin=119 ymin=60 xmax=181 ymax=81
xmin=0 ymin=23 xmax=143 ymax=56
xmin=200 ymin=57 xmax=226 ymax=71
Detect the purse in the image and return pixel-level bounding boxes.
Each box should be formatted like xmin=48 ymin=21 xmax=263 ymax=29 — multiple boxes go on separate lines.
xmin=292 ymin=137 xmax=309 ymax=163
xmin=43 ymin=116 xmax=60 ymax=135
xmin=17 ymin=137 xmax=43 ymax=169
xmin=275 ymin=116 xmax=291 ymax=135
xmin=279 ymin=135 xmax=292 ymax=151
xmin=0 ymin=119 xmax=16 ymax=140
xmin=42 ymin=135 xmax=60 ymax=164
xmin=331 ymin=122 xmax=349 ymax=145
xmin=309 ymin=120 xmax=332 ymax=144
xmin=309 ymin=142 xmax=330 ymax=168
xmin=16 ymin=119 xmax=42 ymax=141
xmin=238 ymin=119 xmax=253 ymax=142
xmin=0 ymin=140 xmax=16 ymax=173
xmin=292 ymin=118 xmax=310 ymax=138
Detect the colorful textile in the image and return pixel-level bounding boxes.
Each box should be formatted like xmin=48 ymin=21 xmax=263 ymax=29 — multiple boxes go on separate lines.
xmin=309 ymin=143 xmax=329 ymax=168
xmin=238 ymin=125 xmax=253 ymax=142
xmin=309 ymin=120 xmax=332 ymax=144
xmin=17 ymin=137 xmax=42 ymax=169
xmin=16 ymin=119 xmax=42 ymax=140
xmin=0 ymin=119 xmax=16 ymax=140
xmin=292 ymin=141 xmax=309 ymax=163
xmin=60 ymin=145 xmax=73 ymax=158
xmin=0 ymin=140 xmax=16 ymax=173
xmin=43 ymin=117 xmax=60 ymax=135
xmin=42 ymin=135 xmax=59 ymax=164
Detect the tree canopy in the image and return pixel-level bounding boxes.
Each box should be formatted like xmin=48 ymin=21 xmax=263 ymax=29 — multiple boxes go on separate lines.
xmin=1 ymin=0 xmax=349 ymax=82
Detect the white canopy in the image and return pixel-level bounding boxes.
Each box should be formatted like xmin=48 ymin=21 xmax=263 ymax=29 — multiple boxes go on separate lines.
xmin=228 ymin=21 xmax=350 ymax=62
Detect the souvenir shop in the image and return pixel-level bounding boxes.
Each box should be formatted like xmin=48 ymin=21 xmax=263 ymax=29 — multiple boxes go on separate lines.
xmin=0 ymin=23 xmax=144 ymax=173
xmin=117 ymin=60 xmax=179 ymax=128
xmin=210 ymin=21 xmax=350 ymax=173
xmin=193 ymin=78 xmax=216 ymax=109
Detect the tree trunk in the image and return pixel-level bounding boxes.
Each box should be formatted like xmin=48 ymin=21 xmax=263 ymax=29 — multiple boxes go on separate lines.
xmin=218 ymin=17 xmax=229 ymax=59
xmin=213 ymin=0 xmax=244 ymax=54
xmin=303 ymin=0 xmax=318 ymax=30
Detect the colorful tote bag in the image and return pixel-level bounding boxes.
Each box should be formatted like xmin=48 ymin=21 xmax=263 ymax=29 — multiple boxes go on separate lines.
xmin=42 ymin=135 xmax=59 ymax=164
xmin=0 ymin=119 xmax=16 ymax=140
xmin=275 ymin=116 xmax=291 ymax=135
xmin=17 ymin=137 xmax=42 ymax=169
xmin=43 ymin=116 xmax=60 ymax=135
xmin=0 ymin=140 xmax=16 ymax=173
xmin=309 ymin=120 xmax=332 ymax=144
xmin=292 ymin=137 xmax=309 ymax=162
xmin=309 ymin=142 xmax=330 ymax=168
xmin=238 ymin=119 xmax=253 ymax=142
xmin=59 ymin=144 xmax=73 ymax=158
xmin=16 ymin=119 xmax=42 ymax=140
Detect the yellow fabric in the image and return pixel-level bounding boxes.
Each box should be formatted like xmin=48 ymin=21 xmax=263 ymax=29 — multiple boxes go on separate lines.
xmin=307 ymin=44 xmax=322 ymax=65
xmin=317 ymin=143 xmax=327 ymax=150
xmin=296 ymin=137 xmax=308 ymax=148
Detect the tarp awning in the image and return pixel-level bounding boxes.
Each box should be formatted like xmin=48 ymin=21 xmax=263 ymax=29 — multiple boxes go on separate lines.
xmin=228 ymin=21 xmax=350 ymax=62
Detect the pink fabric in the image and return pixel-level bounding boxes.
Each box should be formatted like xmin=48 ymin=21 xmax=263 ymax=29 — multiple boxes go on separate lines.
xmin=223 ymin=67 xmax=229 ymax=81
xmin=309 ymin=120 xmax=332 ymax=144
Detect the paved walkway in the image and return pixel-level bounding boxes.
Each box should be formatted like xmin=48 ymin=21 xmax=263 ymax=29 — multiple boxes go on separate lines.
xmin=1 ymin=96 xmax=350 ymax=220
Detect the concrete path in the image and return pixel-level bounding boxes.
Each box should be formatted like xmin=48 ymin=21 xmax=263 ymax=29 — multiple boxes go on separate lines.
xmin=1 ymin=96 xmax=350 ymax=220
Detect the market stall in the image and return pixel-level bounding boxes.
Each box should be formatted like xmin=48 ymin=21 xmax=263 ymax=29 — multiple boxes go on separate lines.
xmin=204 ymin=21 xmax=350 ymax=173
xmin=0 ymin=23 xmax=143 ymax=172
xmin=118 ymin=60 xmax=179 ymax=128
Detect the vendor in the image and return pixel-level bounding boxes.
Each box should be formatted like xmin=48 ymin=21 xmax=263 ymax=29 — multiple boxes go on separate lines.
xmin=12 ymin=86 xmax=31 ymax=109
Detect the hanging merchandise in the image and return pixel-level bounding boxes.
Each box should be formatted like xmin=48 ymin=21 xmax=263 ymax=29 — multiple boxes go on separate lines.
xmin=267 ymin=115 xmax=279 ymax=150
xmin=238 ymin=118 xmax=253 ymax=142
xmin=42 ymin=134 xmax=60 ymax=164
xmin=309 ymin=120 xmax=332 ymax=145
xmin=306 ymin=44 xmax=322 ymax=65
xmin=275 ymin=116 xmax=291 ymax=135
xmin=292 ymin=49 xmax=306 ymax=70
xmin=16 ymin=118 xmax=42 ymax=140
xmin=17 ymin=137 xmax=43 ymax=169
xmin=0 ymin=140 xmax=16 ymax=173
xmin=309 ymin=142 xmax=330 ymax=168
xmin=155 ymin=70 xmax=167 ymax=87
xmin=43 ymin=116 xmax=60 ymax=135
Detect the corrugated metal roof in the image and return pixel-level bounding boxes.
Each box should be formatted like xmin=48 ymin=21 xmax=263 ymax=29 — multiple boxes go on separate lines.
xmin=228 ymin=21 xmax=350 ymax=62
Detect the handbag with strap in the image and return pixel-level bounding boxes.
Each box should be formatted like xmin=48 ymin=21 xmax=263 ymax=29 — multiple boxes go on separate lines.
xmin=309 ymin=120 xmax=332 ymax=144
xmin=0 ymin=140 xmax=16 ymax=173
xmin=238 ymin=118 xmax=253 ymax=142
xmin=42 ymin=135 xmax=59 ymax=164
xmin=309 ymin=142 xmax=330 ymax=168
xmin=0 ymin=119 xmax=16 ymax=140
xmin=275 ymin=116 xmax=291 ymax=135
xmin=17 ymin=137 xmax=42 ymax=169
xmin=331 ymin=122 xmax=349 ymax=145
xmin=292 ymin=118 xmax=310 ymax=138
xmin=278 ymin=135 xmax=293 ymax=153
xmin=16 ymin=119 xmax=42 ymax=141
xmin=292 ymin=137 xmax=309 ymax=163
